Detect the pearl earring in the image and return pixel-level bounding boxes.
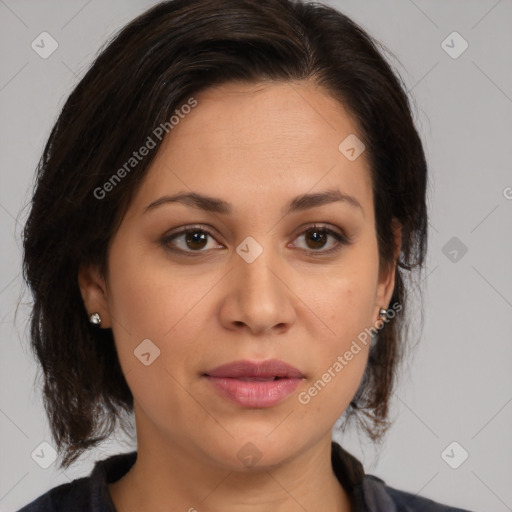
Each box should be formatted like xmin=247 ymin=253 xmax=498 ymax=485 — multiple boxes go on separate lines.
xmin=89 ymin=313 xmax=102 ymax=325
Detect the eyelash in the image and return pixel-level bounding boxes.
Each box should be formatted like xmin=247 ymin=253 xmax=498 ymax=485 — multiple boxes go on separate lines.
xmin=160 ymin=223 xmax=352 ymax=258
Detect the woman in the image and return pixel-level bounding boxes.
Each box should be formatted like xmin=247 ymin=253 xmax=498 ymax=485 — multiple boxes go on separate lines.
xmin=18 ymin=0 xmax=472 ymax=510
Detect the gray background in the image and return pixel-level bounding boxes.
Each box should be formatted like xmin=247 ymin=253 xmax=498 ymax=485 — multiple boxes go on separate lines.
xmin=1 ymin=1 xmax=511 ymax=511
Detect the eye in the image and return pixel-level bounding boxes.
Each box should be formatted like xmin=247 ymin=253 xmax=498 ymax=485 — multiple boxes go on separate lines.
xmin=161 ymin=225 xmax=223 ymax=255
xmin=161 ymin=223 xmax=352 ymax=257
xmin=290 ymin=224 xmax=351 ymax=255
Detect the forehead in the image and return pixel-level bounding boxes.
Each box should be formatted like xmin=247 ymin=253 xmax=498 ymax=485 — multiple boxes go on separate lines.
xmin=131 ymin=80 xmax=373 ymax=216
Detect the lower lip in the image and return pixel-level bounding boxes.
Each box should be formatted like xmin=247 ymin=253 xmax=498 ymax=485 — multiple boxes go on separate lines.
xmin=205 ymin=376 xmax=303 ymax=408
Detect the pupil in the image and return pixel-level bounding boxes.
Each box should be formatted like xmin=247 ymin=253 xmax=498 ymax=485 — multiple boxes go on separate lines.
xmin=307 ymin=229 xmax=326 ymax=249
xmin=186 ymin=231 xmax=207 ymax=250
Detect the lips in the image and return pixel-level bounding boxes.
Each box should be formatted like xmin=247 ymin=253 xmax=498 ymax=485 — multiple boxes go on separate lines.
xmin=204 ymin=359 xmax=304 ymax=379
xmin=203 ymin=359 xmax=305 ymax=408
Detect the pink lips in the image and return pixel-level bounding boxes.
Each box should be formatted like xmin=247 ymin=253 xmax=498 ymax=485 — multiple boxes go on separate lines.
xmin=204 ymin=359 xmax=305 ymax=408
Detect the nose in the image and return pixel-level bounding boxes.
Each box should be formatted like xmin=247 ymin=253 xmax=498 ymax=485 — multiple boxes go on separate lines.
xmin=218 ymin=245 xmax=296 ymax=336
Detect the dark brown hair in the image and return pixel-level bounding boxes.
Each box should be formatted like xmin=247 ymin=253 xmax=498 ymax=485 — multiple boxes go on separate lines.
xmin=22 ymin=0 xmax=428 ymax=468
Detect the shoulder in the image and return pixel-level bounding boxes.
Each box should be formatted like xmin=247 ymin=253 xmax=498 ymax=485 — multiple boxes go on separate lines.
xmin=330 ymin=442 xmax=474 ymax=512
xmin=360 ymin=474 xmax=474 ymax=512
xmin=16 ymin=477 xmax=92 ymax=512
xmin=16 ymin=451 xmax=136 ymax=512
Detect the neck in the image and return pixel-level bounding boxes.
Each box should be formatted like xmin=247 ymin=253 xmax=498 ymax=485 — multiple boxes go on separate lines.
xmin=109 ymin=434 xmax=353 ymax=512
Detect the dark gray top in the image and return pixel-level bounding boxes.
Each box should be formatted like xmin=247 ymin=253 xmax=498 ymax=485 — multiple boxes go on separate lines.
xmin=17 ymin=442 xmax=474 ymax=511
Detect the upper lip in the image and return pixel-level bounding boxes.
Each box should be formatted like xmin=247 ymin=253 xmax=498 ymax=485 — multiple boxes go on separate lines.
xmin=204 ymin=359 xmax=304 ymax=379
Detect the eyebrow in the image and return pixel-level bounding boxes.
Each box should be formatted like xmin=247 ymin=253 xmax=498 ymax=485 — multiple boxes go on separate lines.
xmin=144 ymin=187 xmax=364 ymax=217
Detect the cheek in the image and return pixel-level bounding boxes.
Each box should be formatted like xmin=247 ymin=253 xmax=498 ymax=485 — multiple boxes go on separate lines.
xmin=294 ymin=255 xmax=378 ymax=410
xmin=104 ymin=255 xmax=212 ymax=424
xmin=301 ymin=258 xmax=378 ymax=343
xmin=106 ymin=266 xmax=168 ymax=341
xmin=297 ymin=282 xmax=373 ymax=423
xmin=106 ymin=232 xmax=192 ymax=335
xmin=105 ymin=242 xmax=223 ymax=378
xmin=310 ymin=277 xmax=374 ymax=379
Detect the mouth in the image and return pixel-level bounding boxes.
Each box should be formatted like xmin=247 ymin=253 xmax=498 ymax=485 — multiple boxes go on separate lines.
xmin=203 ymin=359 xmax=305 ymax=380
xmin=203 ymin=359 xmax=305 ymax=408
xmin=234 ymin=376 xmax=284 ymax=381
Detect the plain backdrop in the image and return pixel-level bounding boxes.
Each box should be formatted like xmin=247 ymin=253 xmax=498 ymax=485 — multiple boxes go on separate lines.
xmin=1 ymin=1 xmax=511 ymax=511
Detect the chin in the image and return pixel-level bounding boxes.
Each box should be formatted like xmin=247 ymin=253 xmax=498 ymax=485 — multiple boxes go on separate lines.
xmin=199 ymin=433 xmax=299 ymax=471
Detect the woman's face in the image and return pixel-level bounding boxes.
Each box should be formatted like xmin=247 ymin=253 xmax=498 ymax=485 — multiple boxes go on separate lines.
xmin=80 ymin=80 xmax=398 ymax=469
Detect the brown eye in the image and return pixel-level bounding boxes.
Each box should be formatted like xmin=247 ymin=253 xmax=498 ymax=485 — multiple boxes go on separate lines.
xmin=161 ymin=223 xmax=351 ymax=258
xmin=291 ymin=224 xmax=351 ymax=255
xmin=304 ymin=228 xmax=329 ymax=249
xmin=183 ymin=230 xmax=208 ymax=250
xmin=162 ymin=225 xmax=224 ymax=255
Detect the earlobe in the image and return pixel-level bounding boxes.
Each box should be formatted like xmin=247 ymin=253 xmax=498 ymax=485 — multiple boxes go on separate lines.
xmin=77 ymin=263 xmax=111 ymax=328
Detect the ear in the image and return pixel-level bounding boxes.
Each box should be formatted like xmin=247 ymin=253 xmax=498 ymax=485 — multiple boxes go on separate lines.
xmin=374 ymin=218 xmax=402 ymax=319
xmin=78 ymin=263 xmax=112 ymax=328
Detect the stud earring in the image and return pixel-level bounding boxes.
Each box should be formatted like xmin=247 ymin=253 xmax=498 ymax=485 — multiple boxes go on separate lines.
xmin=89 ymin=313 xmax=102 ymax=325
xmin=379 ymin=308 xmax=387 ymax=319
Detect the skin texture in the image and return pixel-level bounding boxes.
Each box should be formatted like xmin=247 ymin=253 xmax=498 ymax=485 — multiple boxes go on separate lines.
xmin=79 ymin=80 xmax=401 ymax=512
